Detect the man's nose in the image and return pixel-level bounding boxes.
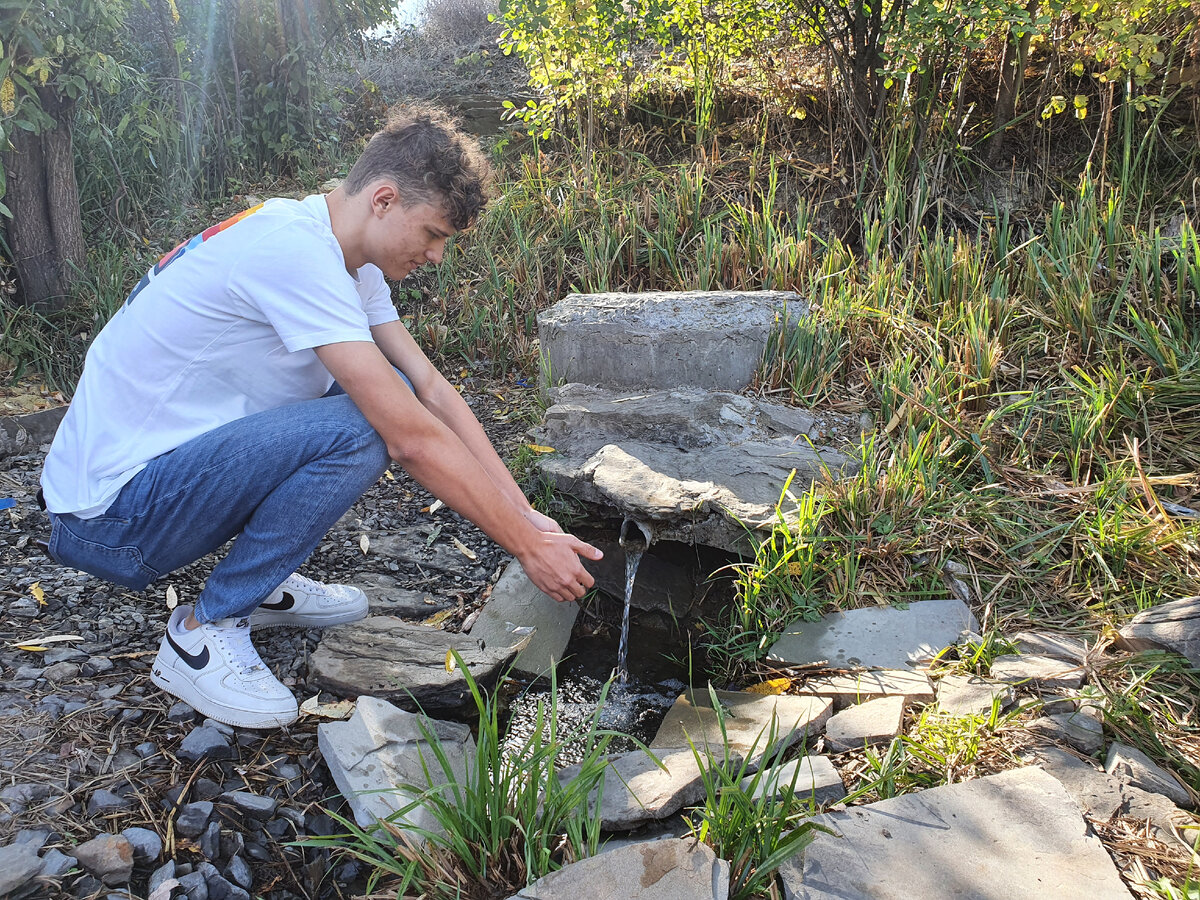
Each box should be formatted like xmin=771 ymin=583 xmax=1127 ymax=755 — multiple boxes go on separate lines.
xmin=426 ymin=239 xmax=447 ymax=264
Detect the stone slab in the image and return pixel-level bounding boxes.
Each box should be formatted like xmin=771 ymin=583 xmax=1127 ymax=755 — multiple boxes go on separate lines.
xmin=558 ymin=747 xmax=738 ymax=831
xmin=798 ymin=670 xmax=935 ymax=710
xmin=317 ymin=696 xmax=475 ymax=831
xmin=538 ymin=290 xmax=805 ymax=392
xmin=1028 ymin=711 xmax=1104 ymax=755
xmin=935 ymin=674 xmax=1014 ymax=717
xmin=509 ymin=838 xmax=729 ymax=900
xmin=368 ymin=528 xmax=489 ymax=580
xmin=779 ymin=767 xmax=1134 ymax=900
xmin=358 ymin=574 xmax=456 ymax=619
xmin=768 ymin=599 xmax=979 ymax=671
xmin=824 ymin=696 xmax=906 ymax=752
xmin=741 ymin=756 xmax=846 ymax=808
xmin=649 ymin=689 xmax=833 ymax=767
xmin=467 ymin=561 xmax=578 ymax=677
xmin=991 ymin=654 xmax=1085 ymax=691
xmin=1115 ymin=596 xmax=1200 ymax=666
xmin=309 ymin=617 xmax=525 ymax=716
xmin=530 ymin=384 xmax=860 ymax=553
xmin=1013 ymin=631 xmax=1090 ymax=663
xmin=1105 ymin=742 xmax=1193 ymax=809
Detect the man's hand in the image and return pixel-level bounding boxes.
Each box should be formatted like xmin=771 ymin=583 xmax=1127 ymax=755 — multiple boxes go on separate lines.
xmin=523 ymin=507 xmax=564 ymax=534
xmin=519 ymin=531 xmax=603 ymax=603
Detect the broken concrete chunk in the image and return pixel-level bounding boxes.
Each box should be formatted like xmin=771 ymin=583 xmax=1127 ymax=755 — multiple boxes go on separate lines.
xmin=317 ymin=696 xmax=476 ymax=832
xmin=769 ymin=599 xmax=979 ymax=671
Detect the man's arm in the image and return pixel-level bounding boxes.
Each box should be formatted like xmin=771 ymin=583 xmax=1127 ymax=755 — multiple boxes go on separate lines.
xmin=369 ymin=319 xmax=562 ymax=532
xmin=314 ymin=338 xmax=600 ymax=601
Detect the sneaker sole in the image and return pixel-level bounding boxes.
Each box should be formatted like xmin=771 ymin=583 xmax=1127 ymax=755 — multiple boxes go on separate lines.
xmin=248 ymin=606 xmax=369 ymax=631
xmin=150 ymin=661 xmax=298 ymax=730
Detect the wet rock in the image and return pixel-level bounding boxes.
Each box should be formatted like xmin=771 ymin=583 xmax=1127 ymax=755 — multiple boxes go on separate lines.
xmin=650 ymin=689 xmax=833 ymax=768
xmin=0 ymin=842 xmax=44 ymax=897
xmin=769 ymin=599 xmax=979 ymax=671
xmin=467 ymin=561 xmax=578 ymax=678
xmin=1115 ymin=596 xmax=1200 ymax=666
xmin=824 ymin=696 xmax=906 ymax=752
xmin=309 ymin=617 xmax=523 ymax=715
xmin=1105 ymin=742 xmax=1193 ymax=808
xmin=73 ymin=833 xmax=134 ymax=885
xmin=318 ymin=695 xmax=475 ymax=831
xmin=175 ymin=801 xmax=214 ymax=838
xmin=990 ymin=654 xmax=1085 ymax=691
xmin=935 ymin=674 xmax=1014 ymax=717
xmin=178 ymin=725 xmax=234 ymax=763
xmin=509 ymin=837 xmax=728 ymax=900
xmin=779 ymin=767 xmax=1132 ymax=899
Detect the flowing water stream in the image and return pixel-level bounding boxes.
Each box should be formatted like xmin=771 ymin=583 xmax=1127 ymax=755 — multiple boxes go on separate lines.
xmin=615 ymin=519 xmax=651 ymax=684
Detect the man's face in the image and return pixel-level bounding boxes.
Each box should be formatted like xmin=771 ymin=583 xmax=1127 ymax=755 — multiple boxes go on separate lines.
xmin=369 ymin=194 xmax=456 ymax=281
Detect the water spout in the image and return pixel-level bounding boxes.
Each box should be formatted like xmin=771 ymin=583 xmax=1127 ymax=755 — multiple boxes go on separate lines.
xmin=619 ymin=517 xmax=653 ymax=550
xmin=615 ymin=517 xmax=652 ymax=685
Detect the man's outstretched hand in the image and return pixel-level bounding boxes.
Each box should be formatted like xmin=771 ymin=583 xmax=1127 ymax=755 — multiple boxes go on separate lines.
xmin=519 ymin=531 xmax=603 ymax=603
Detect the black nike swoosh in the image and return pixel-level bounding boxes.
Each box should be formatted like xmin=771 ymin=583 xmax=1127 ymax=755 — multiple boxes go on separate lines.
xmin=260 ymin=591 xmax=296 ymax=612
xmin=165 ymin=630 xmax=211 ymax=670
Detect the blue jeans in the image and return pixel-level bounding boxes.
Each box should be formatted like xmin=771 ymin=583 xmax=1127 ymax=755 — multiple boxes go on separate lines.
xmin=48 ymin=390 xmax=392 ymax=623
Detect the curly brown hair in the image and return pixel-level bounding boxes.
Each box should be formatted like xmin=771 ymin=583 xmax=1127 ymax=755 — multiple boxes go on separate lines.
xmin=343 ymin=103 xmax=493 ymax=231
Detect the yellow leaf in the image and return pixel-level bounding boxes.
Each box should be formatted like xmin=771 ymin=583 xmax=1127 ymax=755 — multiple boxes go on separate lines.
xmin=445 ymin=650 xmax=457 ymax=673
xmin=745 ymin=677 xmax=791 ymax=695
xmin=787 ymin=562 xmax=805 ymax=576
xmin=526 ymin=444 xmax=556 ymax=454
xmin=30 ymin=582 xmax=45 ymax=606
xmin=16 ymin=645 xmax=48 ymax=652
xmin=384 ymin=470 xmax=395 ymax=481
xmin=423 ymin=608 xmax=455 ymax=627
xmin=451 ymin=536 xmax=477 ymax=561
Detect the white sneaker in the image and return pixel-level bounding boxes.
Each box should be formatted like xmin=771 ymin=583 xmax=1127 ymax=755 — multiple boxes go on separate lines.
xmin=151 ymin=606 xmax=299 ymax=729
xmin=249 ymin=573 xmax=368 ymax=630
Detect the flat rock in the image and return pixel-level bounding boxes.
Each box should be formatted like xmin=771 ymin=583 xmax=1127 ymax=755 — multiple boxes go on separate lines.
xmin=824 ymin=696 xmax=906 ymax=752
xmin=650 ymin=689 xmax=832 ymax=767
xmin=779 ymin=767 xmax=1133 ymax=899
xmin=990 ymin=654 xmax=1085 ymax=691
xmin=538 ymin=290 xmax=806 ymax=391
xmin=509 ymin=837 xmax=728 ymax=900
xmin=935 ymin=674 xmax=1014 ymax=717
xmin=0 ymin=406 xmax=67 ymax=460
xmin=531 ymin=384 xmax=859 ymax=553
xmin=1115 ymin=596 xmax=1200 ymax=666
xmin=798 ymin=670 xmax=935 ymax=710
xmin=558 ymin=747 xmax=737 ymax=832
xmin=1105 ymin=742 xmax=1193 ymax=808
xmin=1012 ymin=631 xmax=1089 ymax=663
xmin=1028 ymin=711 xmax=1104 ymax=755
xmin=309 ymin=617 xmax=524 ymax=716
xmin=367 ymin=529 xmax=487 ymax=580
xmin=1026 ymin=746 xmax=1193 ymax=849
xmin=467 ymin=561 xmax=578 ymax=677
xmin=358 ymin=574 xmax=455 ymax=619
xmin=318 ymin=696 xmax=475 ymax=831
xmin=769 ymin=599 xmax=979 ymax=671
xmin=0 ymin=842 xmax=44 ymax=897
xmin=741 ymin=756 xmax=846 ymax=807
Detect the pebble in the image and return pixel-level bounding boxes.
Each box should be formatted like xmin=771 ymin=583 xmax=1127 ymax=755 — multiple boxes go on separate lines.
xmin=72 ymin=833 xmax=134 ymax=886
xmin=226 ymin=854 xmax=253 ymax=890
xmin=121 ymin=826 xmax=163 ymax=863
xmin=179 ymin=725 xmax=234 ymax=763
xmin=168 ymin=701 xmax=198 ymax=723
xmin=39 ymin=848 xmax=78 ymax=879
xmin=175 ymin=801 xmax=214 ymax=838
xmin=200 ymin=820 xmax=223 ymax=860
xmin=222 ymin=790 xmax=278 ymax=820
xmin=87 ymin=789 xmax=133 ymax=815
xmin=179 ymin=870 xmax=209 ymax=900
xmin=148 ymin=859 xmax=177 ymax=895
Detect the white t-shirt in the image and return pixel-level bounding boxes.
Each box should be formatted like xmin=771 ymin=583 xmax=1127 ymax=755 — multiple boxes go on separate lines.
xmin=42 ymin=194 xmax=399 ymax=517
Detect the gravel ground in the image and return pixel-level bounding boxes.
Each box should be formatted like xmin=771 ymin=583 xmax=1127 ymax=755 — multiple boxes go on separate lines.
xmin=0 ymin=378 xmax=534 ymax=899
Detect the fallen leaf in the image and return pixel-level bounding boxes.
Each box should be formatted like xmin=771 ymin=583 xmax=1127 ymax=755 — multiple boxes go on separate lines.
xmin=15 ymin=645 xmax=48 ymax=652
xmin=425 ymin=524 xmax=443 ymax=547
xmin=166 ymin=585 xmax=179 ymax=610
xmin=427 ymin=499 xmax=445 ymax=514
xmin=9 ymin=634 xmax=84 ymax=649
xmin=452 ymin=536 xmax=477 ymax=560
xmin=299 ymin=694 xmax=356 ymax=720
xmin=745 ymin=677 xmax=791 ymax=695
xmin=423 ymin=608 xmax=455 ymax=627
xmin=30 ymin=582 xmax=45 ymax=606
xmin=384 ymin=470 xmax=395 ymax=481
xmin=444 ymin=650 xmax=457 ymax=673
xmin=526 ymin=444 xmax=556 ymax=454
xmin=359 ymin=534 xmax=370 ymax=555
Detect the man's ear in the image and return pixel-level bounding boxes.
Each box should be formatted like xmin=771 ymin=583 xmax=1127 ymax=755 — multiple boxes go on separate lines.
xmin=370 ymin=181 xmax=402 ymax=218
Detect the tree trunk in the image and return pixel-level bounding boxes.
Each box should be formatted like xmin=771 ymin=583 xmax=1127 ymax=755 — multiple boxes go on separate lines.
xmin=988 ymin=0 xmax=1038 ymax=164
xmin=2 ymin=88 xmax=85 ymax=311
